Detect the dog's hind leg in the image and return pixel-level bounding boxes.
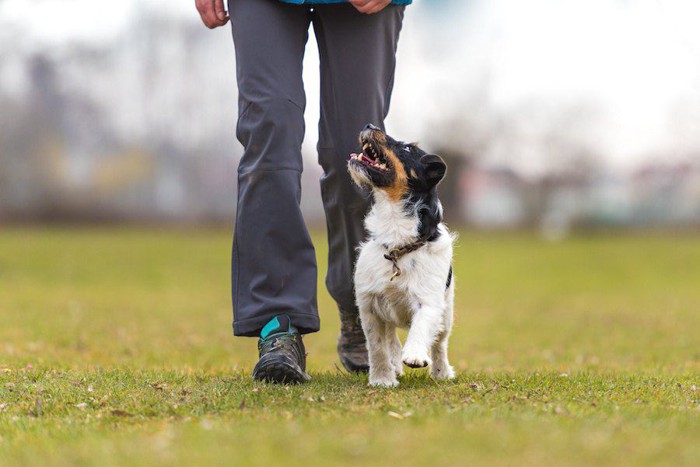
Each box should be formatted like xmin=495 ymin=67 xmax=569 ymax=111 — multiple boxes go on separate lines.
xmin=359 ymin=297 xmax=398 ymax=387
xmin=431 ymin=288 xmax=455 ymax=380
xmin=385 ymin=323 xmax=403 ymax=377
xmin=430 ymin=330 xmax=454 ymax=380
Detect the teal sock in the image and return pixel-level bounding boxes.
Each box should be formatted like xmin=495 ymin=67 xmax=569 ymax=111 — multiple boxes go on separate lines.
xmin=260 ymin=315 xmax=297 ymax=340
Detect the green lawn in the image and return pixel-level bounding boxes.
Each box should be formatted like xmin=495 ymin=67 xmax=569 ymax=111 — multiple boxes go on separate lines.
xmin=0 ymin=227 xmax=698 ymax=466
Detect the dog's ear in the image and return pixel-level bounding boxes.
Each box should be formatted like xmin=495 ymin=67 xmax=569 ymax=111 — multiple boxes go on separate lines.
xmin=420 ymin=154 xmax=447 ymax=188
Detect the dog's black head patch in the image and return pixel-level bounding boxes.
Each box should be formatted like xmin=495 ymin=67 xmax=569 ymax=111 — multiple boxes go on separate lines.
xmin=348 ymin=124 xmax=447 ymax=241
xmin=348 ymin=124 xmax=446 ymax=197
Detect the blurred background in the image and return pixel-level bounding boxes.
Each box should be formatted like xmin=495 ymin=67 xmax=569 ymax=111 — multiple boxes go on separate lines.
xmin=1 ymin=0 xmax=700 ymax=235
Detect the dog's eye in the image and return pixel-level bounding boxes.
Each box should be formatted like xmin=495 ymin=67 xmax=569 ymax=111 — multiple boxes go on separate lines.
xmin=403 ymin=145 xmax=411 ymax=152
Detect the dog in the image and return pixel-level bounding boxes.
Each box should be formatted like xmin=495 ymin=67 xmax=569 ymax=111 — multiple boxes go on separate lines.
xmin=348 ymin=124 xmax=455 ymax=387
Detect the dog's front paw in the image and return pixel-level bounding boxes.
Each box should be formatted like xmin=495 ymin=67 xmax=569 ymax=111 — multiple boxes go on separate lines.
xmin=402 ymin=349 xmax=432 ymax=369
xmin=369 ymin=375 xmax=399 ymax=388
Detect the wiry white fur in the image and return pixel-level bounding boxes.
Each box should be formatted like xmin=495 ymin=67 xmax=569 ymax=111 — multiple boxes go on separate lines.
xmin=354 ymin=190 xmax=456 ymax=387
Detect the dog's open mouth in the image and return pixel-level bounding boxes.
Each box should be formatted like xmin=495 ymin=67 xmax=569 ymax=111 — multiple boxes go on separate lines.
xmin=350 ymin=141 xmax=390 ymax=172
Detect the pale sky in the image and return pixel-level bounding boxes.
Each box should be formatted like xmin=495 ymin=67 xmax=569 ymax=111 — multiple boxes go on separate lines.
xmin=387 ymin=0 xmax=700 ymax=173
xmin=3 ymin=0 xmax=700 ymax=174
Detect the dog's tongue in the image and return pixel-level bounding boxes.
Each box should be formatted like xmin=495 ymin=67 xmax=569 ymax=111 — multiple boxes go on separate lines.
xmin=349 ymin=152 xmax=376 ymax=165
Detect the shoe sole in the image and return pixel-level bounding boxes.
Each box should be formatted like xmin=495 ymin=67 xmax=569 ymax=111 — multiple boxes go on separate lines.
xmin=252 ymin=355 xmax=311 ymax=384
xmin=337 ymin=340 xmax=370 ymax=373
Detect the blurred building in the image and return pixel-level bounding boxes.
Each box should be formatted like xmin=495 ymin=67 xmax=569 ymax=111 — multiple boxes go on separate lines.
xmin=1 ymin=0 xmax=700 ymax=231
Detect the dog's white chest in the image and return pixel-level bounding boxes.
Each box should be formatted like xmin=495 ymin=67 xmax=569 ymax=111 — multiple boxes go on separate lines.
xmin=354 ymin=238 xmax=452 ymax=327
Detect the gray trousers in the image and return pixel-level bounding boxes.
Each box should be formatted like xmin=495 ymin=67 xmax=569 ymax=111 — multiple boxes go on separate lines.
xmin=229 ymin=0 xmax=405 ymax=336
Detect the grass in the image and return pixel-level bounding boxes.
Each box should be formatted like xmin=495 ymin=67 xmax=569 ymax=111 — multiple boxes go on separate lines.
xmin=0 ymin=227 xmax=698 ymax=466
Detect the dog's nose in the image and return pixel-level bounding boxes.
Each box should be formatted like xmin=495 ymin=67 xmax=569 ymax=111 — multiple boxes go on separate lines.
xmin=364 ymin=123 xmax=380 ymax=131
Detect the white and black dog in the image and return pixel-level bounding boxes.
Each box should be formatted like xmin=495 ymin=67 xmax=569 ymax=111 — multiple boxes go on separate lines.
xmin=348 ymin=124 xmax=455 ymax=388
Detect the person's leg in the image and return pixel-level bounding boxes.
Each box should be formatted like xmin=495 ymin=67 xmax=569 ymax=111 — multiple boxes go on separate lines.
xmin=312 ymin=4 xmax=405 ymax=370
xmin=229 ymin=0 xmax=318 ymax=337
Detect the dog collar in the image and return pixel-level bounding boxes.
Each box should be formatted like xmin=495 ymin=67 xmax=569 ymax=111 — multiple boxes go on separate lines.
xmin=382 ymin=240 xmax=426 ymax=281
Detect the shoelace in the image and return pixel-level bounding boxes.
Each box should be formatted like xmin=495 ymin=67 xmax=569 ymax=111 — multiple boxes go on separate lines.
xmin=258 ymin=333 xmax=304 ymax=362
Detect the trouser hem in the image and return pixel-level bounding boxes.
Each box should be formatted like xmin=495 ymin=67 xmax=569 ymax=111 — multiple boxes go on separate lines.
xmin=233 ymin=312 xmax=321 ymax=337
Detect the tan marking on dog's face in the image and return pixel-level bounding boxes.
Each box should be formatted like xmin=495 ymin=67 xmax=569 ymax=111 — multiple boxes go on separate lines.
xmin=409 ymin=168 xmax=417 ymax=179
xmin=380 ymin=148 xmax=408 ymax=201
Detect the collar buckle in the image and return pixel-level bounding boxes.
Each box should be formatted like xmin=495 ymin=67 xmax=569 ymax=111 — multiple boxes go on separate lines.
xmin=382 ymin=241 xmax=426 ymax=281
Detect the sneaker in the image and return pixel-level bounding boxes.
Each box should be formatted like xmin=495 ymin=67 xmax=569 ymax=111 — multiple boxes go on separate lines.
xmin=252 ymin=315 xmax=311 ymax=384
xmin=337 ymin=308 xmax=369 ymax=373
